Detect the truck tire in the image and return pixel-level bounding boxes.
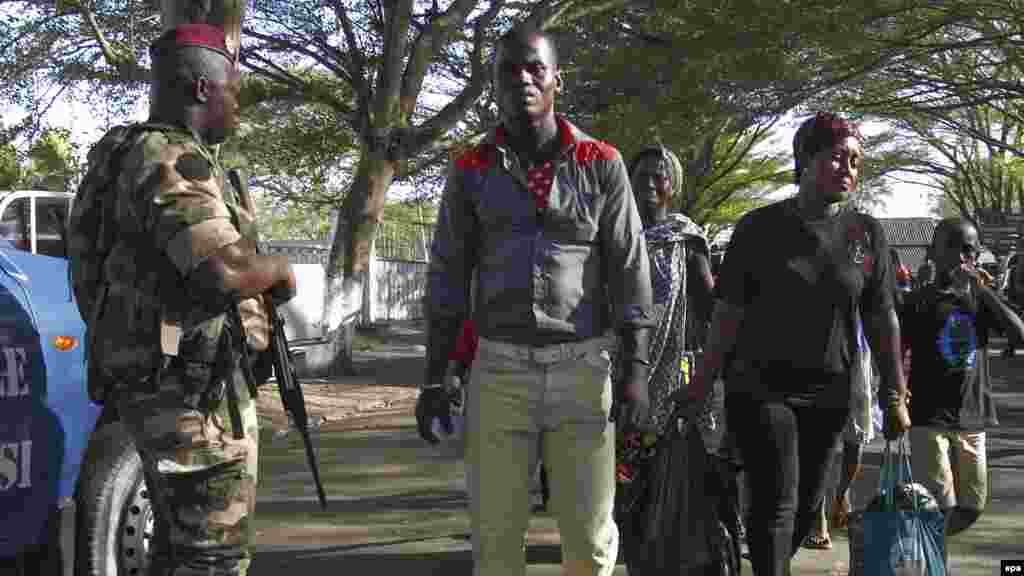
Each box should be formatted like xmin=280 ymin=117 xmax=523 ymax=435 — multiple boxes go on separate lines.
xmin=76 ymin=422 xmax=153 ymax=576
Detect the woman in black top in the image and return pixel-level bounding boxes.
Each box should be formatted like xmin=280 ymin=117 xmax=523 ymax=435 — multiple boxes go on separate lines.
xmin=687 ymin=112 xmax=912 ymax=575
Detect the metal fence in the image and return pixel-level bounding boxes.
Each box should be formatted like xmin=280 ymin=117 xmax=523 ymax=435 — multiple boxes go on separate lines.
xmin=262 ymin=218 xmax=435 ymax=324
xmin=262 ymin=219 xmax=435 ymax=264
xmin=374 ymin=220 xmax=434 ymax=262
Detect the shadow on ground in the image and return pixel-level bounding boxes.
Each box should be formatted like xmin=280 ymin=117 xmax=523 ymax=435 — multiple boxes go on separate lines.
xmin=350 ymin=354 xmax=425 ymax=389
xmin=253 ymin=544 xmax=570 ymax=574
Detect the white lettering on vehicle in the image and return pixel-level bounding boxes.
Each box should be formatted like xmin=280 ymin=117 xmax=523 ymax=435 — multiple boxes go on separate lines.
xmin=0 ymin=347 xmax=28 ymax=398
xmin=0 ymin=440 xmax=32 ymax=490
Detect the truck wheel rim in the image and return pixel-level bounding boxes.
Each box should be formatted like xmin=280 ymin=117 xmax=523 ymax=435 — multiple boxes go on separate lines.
xmin=119 ymin=480 xmax=154 ymax=574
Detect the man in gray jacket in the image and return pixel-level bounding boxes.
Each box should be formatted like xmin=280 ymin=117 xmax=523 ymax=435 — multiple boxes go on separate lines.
xmin=417 ymin=24 xmax=654 ymax=576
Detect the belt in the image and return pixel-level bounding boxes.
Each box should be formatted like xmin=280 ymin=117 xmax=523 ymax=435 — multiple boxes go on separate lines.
xmin=478 ymin=335 xmax=615 ymax=365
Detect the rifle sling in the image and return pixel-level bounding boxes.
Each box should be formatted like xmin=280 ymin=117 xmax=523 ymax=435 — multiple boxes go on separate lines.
xmin=220 ymin=305 xmax=250 ymax=440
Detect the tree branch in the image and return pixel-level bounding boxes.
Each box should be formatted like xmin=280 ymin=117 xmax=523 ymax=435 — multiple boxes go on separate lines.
xmin=701 ymin=121 xmax=775 ymax=193
xmin=241 ymin=51 xmax=306 ymax=90
xmin=330 ymin=0 xmax=371 ymax=126
xmin=75 ymin=0 xmax=148 ymax=81
xmin=374 ymin=0 xmax=414 ymax=126
xmin=244 ymin=28 xmax=351 ymax=84
xmin=399 ymin=0 xmax=478 ymax=118
xmin=409 ymin=0 xmax=504 ymax=156
xmin=545 ymin=0 xmax=631 ymax=29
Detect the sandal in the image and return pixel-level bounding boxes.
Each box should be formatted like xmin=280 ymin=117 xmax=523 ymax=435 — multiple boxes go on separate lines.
xmin=803 ymin=533 xmax=833 ymax=550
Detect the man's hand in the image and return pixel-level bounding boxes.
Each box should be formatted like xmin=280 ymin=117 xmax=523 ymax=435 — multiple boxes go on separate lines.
xmin=977 ymin=267 xmax=994 ymax=288
xmin=416 ymin=386 xmax=451 ymax=444
xmin=269 ymin=264 xmax=297 ymax=305
xmin=615 ymin=362 xmax=653 ymax=434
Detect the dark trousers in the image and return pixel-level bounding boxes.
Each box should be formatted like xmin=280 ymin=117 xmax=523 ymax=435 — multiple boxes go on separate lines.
xmin=727 ymin=392 xmax=848 ymax=576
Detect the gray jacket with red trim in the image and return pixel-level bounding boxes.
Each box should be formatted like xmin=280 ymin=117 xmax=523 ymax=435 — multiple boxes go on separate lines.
xmin=424 ymin=116 xmax=654 ymax=386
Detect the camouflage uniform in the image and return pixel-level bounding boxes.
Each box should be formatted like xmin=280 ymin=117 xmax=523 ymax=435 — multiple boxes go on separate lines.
xmin=74 ymin=124 xmax=268 ymax=575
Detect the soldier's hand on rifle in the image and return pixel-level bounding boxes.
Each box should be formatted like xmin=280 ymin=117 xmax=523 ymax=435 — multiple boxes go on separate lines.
xmin=416 ymin=386 xmax=452 ymax=444
xmin=269 ymin=263 xmax=297 ymax=304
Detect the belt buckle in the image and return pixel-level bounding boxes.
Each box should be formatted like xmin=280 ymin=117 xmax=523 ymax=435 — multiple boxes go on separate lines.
xmin=532 ymin=345 xmax=558 ymax=364
xmin=562 ymin=342 xmax=578 ymax=362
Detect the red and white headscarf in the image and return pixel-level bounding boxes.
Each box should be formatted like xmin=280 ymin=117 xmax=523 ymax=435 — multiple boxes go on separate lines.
xmin=792 ymin=112 xmax=865 ymax=185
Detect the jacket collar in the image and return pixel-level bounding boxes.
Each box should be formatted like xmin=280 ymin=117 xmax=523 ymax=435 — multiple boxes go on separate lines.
xmin=490 ymin=115 xmax=580 ymax=159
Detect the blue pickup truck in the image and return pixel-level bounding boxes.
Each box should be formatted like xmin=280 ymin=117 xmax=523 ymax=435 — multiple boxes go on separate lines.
xmin=0 ymin=190 xmax=153 ymax=575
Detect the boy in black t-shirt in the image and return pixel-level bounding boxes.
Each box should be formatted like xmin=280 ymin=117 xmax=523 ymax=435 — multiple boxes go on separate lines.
xmin=899 ymin=217 xmax=1024 ymax=549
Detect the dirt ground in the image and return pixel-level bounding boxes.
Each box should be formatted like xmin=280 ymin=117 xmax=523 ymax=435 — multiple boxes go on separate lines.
xmin=249 ymin=325 xmax=578 ymax=573
xmin=255 ymin=323 xmax=426 ymax=431
xmin=248 ymin=325 xmax=1024 ymax=575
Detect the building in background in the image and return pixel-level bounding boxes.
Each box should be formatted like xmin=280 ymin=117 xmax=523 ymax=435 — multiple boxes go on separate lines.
xmin=877 ymin=217 xmax=936 ymax=274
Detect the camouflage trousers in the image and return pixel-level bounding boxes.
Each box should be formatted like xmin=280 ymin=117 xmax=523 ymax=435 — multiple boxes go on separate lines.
xmin=117 ymin=361 xmax=259 ymax=576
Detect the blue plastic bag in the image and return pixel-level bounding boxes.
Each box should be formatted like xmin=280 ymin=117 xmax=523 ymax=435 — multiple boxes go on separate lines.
xmin=860 ymin=439 xmax=945 ymax=576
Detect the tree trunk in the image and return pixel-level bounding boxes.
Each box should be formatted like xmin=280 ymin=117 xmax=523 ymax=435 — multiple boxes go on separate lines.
xmin=340 ymin=147 xmax=398 ymax=279
xmin=328 ymin=321 xmax=357 ymax=377
xmin=324 ymin=144 xmax=398 ymax=373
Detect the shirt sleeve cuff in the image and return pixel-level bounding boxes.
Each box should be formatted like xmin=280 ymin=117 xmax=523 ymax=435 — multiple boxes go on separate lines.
xmin=165 ymin=218 xmax=242 ymax=275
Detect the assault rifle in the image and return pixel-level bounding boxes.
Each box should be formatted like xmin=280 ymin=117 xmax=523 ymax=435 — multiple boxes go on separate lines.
xmin=228 ymin=168 xmax=328 ymax=510
xmin=268 ymin=297 xmax=328 ymax=509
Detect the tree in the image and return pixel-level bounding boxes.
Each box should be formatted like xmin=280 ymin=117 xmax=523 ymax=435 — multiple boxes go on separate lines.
xmin=878 ymin=104 xmax=1024 ymax=226
xmin=235 ymin=83 xmax=357 ymax=199
xmin=815 ymin=1 xmax=1024 ymax=158
xmin=9 ymin=0 xmax=1021 ymax=267
xmin=555 ymin=1 xmax=927 ymax=228
xmin=0 ymin=144 xmax=21 ymax=190
xmin=10 ymin=0 xmax=1022 ymax=370
xmin=0 ymin=127 xmax=81 ymax=192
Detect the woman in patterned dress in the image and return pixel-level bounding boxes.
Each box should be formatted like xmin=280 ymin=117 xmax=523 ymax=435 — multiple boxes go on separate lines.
xmin=615 ymin=145 xmax=727 ymax=573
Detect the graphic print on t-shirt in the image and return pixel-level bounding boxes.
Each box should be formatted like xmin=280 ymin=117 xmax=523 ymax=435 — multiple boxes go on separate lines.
xmin=845 ymin=219 xmax=874 ymax=276
xmin=936 ymin=304 xmax=977 ymax=370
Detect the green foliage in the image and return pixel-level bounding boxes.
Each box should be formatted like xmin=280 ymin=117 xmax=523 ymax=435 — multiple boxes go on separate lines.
xmin=252 ymin=197 xmax=437 ymax=245
xmin=255 ymin=201 xmax=335 ymax=241
xmin=27 ymin=128 xmax=80 ymax=191
xmin=703 ymin=194 xmax=772 ymax=241
xmin=0 ymin=128 xmax=80 ymax=192
xmin=381 ymin=199 xmax=437 ymax=226
xmin=7 ymin=0 xmax=1024 ymax=277
xmin=552 ymin=1 xmax=894 ymax=229
xmin=223 ymin=75 xmax=359 ymax=209
xmin=672 ymin=124 xmax=791 ymax=224
xmin=878 ymin=103 xmax=1024 ymax=224
xmin=0 ymin=144 xmax=22 ymax=190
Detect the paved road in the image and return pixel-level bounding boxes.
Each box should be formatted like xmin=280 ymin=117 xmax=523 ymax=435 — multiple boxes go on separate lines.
xmin=249 ymin=325 xmax=1023 ymax=575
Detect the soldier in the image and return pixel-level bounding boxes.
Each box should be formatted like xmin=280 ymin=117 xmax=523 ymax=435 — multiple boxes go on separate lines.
xmin=69 ymin=23 xmax=296 ymax=576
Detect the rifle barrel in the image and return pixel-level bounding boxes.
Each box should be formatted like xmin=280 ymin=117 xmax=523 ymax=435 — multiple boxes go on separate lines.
xmin=273 ymin=310 xmax=328 ymax=509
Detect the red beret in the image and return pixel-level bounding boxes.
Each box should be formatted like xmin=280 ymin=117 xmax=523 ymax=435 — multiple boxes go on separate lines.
xmin=152 ymin=23 xmax=234 ymax=61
